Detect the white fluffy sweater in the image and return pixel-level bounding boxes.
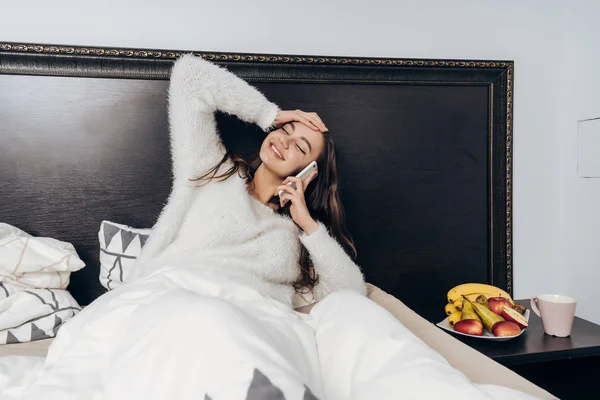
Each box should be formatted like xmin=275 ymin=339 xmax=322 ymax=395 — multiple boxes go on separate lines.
xmin=129 ymin=54 xmax=366 ymax=308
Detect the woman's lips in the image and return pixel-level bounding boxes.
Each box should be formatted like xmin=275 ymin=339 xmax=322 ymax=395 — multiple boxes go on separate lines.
xmin=269 ymin=143 xmax=284 ymax=160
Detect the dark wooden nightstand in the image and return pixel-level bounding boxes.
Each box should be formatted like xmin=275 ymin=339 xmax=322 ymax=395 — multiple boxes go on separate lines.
xmin=446 ymin=299 xmax=600 ymax=400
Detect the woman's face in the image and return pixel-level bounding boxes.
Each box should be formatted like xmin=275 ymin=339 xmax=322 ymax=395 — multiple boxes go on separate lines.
xmin=259 ymin=122 xmax=325 ymax=178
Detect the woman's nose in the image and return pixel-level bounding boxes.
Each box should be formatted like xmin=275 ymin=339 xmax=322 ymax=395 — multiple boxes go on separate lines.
xmin=279 ymin=136 xmax=290 ymax=149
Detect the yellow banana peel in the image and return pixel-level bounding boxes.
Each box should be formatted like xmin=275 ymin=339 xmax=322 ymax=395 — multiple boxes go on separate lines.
xmin=448 ymin=310 xmax=462 ymax=327
xmin=447 ymin=283 xmax=513 ymax=305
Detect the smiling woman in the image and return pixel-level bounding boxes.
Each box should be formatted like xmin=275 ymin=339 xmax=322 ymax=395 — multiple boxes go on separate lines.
xmin=127 ymin=54 xmax=366 ymax=304
xmin=259 ymin=119 xmax=325 ymax=185
xmin=270 ymin=122 xmax=319 ymax=160
xmin=188 ymin=94 xmax=357 ymax=294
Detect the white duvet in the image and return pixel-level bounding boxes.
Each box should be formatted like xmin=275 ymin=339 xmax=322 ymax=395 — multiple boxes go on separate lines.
xmin=0 ymin=265 xmax=541 ymax=400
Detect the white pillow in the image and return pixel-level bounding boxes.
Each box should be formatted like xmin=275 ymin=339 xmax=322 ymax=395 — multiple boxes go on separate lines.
xmin=98 ymin=221 xmax=151 ymax=290
xmin=0 ymin=222 xmax=85 ymax=290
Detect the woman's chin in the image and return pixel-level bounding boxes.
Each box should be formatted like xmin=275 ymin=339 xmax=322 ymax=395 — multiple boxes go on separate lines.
xmin=261 ymin=158 xmax=290 ymax=178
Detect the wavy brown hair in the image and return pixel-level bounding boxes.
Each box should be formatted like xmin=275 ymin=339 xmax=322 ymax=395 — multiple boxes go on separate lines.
xmin=191 ymin=131 xmax=356 ymax=293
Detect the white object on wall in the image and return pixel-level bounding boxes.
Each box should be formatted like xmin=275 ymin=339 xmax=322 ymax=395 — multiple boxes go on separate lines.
xmin=577 ymin=118 xmax=600 ymax=178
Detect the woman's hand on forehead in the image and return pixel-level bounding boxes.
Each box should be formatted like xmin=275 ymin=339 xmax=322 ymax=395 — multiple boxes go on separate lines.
xmin=274 ymin=110 xmax=328 ymax=133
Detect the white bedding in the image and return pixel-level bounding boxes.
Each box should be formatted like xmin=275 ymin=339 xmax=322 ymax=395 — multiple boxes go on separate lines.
xmin=0 ymin=224 xmax=82 ymax=345
xmin=0 ymin=263 xmax=541 ymax=400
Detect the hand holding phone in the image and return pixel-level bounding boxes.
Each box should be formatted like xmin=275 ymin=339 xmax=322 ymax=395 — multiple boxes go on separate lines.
xmin=278 ymin=161 xmax=318 ymax=199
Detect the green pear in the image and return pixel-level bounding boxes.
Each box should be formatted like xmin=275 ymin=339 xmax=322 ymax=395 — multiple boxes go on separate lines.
xmin=475 ymin=294 xmax=489 ymax=307
xmin=461 ymin=296 xmax=482 ymax=323
xmin=471 ymin=300 xmax=505 ymax=331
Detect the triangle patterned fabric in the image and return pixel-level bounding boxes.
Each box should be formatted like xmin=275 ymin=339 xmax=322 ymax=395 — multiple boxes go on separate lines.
xmin=103 ymin=223 xmax=121 ymax=249
xmin=0 ymin=291 xmax=80 ymax=345
xmin=120 ymin=229 xmax=136 ymax=252
xmin=204 ymin=369 xmax=320 ymax=400
xmin=6 ymin=331 xmax=20 ymax=344
xmin=31 ymin=323 xmax=52 ymax=341
xmin=139 ymin=234 xmax=149 ymax=248
xmin=98 ymin=221 xmax=152 ymax=291
xmin=246 ymin=369 xmax=285 ymax=400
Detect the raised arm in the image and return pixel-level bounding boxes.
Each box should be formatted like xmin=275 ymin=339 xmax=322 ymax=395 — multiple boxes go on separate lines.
xmin=168 ymin=53 xmax=279 ymax=182
xmin=129 ymin=55 xmax=279 ymax=279
xmin=299 ymin=222 xmax=367 ymax=301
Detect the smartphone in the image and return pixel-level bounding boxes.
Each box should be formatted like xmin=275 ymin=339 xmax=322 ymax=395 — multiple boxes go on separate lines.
xmin=278 ymin=161 xmax=318 ymax=198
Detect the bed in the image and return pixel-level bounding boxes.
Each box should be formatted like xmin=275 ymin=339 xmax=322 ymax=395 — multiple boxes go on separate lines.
xmin=0 ymin=42 xmax=554 ymax=399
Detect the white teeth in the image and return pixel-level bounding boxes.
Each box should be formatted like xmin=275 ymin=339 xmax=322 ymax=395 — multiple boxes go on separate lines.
xmin=270 ymin=144 xmax=283 ymax=159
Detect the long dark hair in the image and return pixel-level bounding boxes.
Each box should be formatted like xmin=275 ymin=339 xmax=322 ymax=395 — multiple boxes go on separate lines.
xmin=191 ymin=131 xmax=357 ymax=293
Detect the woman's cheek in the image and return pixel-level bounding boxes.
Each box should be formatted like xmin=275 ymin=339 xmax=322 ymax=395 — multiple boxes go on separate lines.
xmin=285 ymin=153 xmax=303 ymax=171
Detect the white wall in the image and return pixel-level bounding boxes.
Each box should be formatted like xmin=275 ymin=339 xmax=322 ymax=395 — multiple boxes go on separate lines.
xmin=3 ymin=0 xmax=593 ymax=317
xmin=560 ymin=0 xmax=600 ymax=324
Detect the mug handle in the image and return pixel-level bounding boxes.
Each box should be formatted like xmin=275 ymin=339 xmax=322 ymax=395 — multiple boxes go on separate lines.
xmin=530 ymin=297 xmax=541 ymax=317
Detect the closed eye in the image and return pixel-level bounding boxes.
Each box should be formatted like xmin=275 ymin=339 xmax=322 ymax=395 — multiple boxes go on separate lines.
xmin=283 ymin=126 xmax=306 ymax=154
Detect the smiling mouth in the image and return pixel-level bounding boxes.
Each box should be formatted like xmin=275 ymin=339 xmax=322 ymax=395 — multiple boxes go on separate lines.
xmin=269 ymin=143 xmax=284 ymax=160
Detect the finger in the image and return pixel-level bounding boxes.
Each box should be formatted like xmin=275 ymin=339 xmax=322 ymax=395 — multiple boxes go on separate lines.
xmin=303 ymin=112 xmax=327 ymax=131
xmin=276 ymin=185 xmax=293 ymax=197
xmin=276 ymin=184 xmax=303 ymax=199
xmin=307 ymin=113 xmax=328 ymax=132
xmin=282 ymin=176 xmax=302 ymax=186
xmin=279 ymin=182 xmax=297 ymax=195
xmin=297 ymin=116 xmax=320 ymax=131
xmin=279 ymin=193 xmax=296 ymax=207
xmin=303 ymin=114 xmax=325 ymax=132
xmin=309 ymin=118 xmax=327 ymax=132
xmin=295 ymin=118 xmax=318 ymax=131
xmin=283 ymin=177 xmax=304 ymax=193
xmin=304 ymin=170 xmax=318 ymax=185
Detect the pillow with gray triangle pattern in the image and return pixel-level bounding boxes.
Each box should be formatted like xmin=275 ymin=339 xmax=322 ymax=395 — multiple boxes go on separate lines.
xmin=98 ymin=220 xmax=151 ymax=291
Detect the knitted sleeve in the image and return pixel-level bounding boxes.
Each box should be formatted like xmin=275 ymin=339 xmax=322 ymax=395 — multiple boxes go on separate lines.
xmin=299 ymin=222 xmax=367 ymax=301
xmin=129 ymin=55 xmax=279 ymax=279
xmin=168 ymin=53 xmax=280 ymax=183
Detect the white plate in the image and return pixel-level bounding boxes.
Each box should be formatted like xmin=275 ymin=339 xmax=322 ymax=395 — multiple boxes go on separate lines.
xmin=436 ymin=309 xmax=530 ymax=341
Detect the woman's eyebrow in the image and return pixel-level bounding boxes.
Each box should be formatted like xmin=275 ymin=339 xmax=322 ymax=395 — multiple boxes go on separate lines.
xmin=300 ymin=137 xmax=312 ymax=153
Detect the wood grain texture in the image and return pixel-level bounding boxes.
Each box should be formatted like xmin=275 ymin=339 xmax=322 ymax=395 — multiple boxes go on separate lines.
xmin=0 ymin=46 xmax=512 ymax=320
xmin=0 ymin=75 xmax=172 ymax=303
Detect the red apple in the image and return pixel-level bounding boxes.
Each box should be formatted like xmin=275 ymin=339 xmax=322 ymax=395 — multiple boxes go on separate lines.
xmin=492 ymin=321 xmax=521 ymax=337
xmin=487 ymin=296 xmax=512 ymax=316
xmin=501 ymin=306 xmax=528 ymax=329
xmin=454 ymin=319 xmax=484 ymax=336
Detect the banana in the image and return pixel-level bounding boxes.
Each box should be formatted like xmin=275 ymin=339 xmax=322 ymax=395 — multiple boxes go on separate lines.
xmin=447 ymin=283 xmax=513 ymax=305
xmin=446 ymin=296 xmax=474 ymax=314
xmin=448 ymin=310 xmax=462 ymax=327
xmin=451 ymin=293 xmax=488 ymax=311
xmin=453 ymin=298 xmax=463 ymax=311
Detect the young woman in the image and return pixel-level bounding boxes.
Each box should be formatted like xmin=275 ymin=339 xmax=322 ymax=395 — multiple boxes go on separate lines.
xmin=128 ymin=54 xmax=367 ymax=308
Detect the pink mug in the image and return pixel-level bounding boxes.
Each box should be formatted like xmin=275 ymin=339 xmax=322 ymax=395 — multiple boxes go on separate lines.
xmin=530 ymin=294 xmax=577 ymax=337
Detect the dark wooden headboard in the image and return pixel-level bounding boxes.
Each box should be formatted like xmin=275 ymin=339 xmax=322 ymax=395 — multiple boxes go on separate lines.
xmin=0 ymin=43 xmax=513 ymax=322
